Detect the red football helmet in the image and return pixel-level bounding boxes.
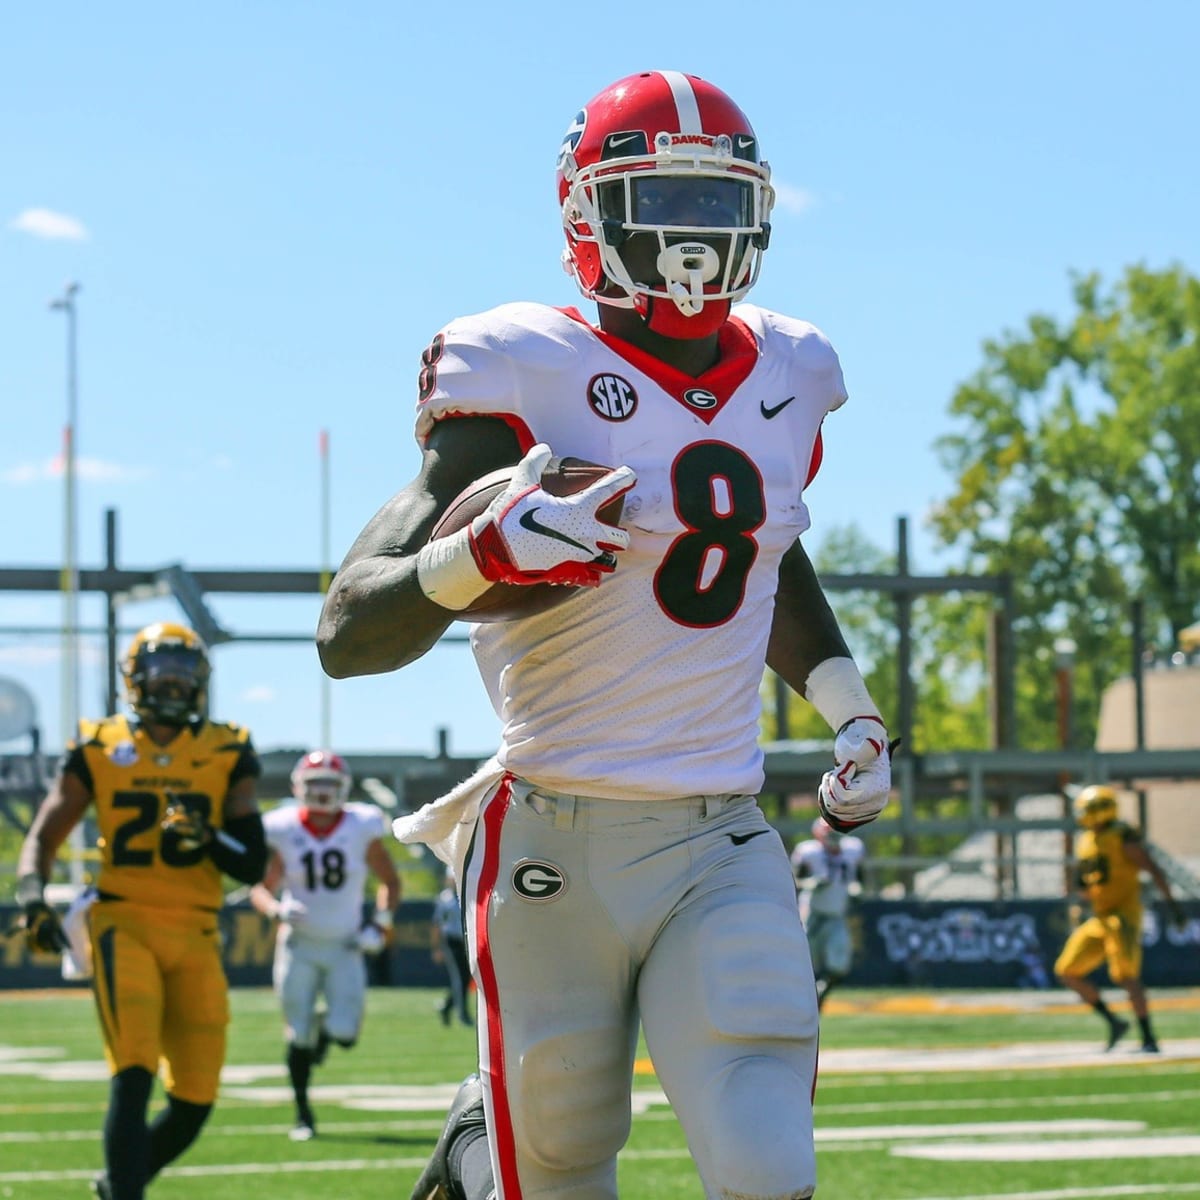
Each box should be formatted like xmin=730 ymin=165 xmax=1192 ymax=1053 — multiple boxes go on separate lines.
xmin=291 ymin=749 xmax=351 ymax=812
xmin=557 ymin=70 xmax=774 ymax=339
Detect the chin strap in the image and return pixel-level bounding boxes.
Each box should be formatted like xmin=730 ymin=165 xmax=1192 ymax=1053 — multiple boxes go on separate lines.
xmin=636 ymin=293 xmax=730 ymax=339
xmin=629 ymin=241 xmax=731 ymax=339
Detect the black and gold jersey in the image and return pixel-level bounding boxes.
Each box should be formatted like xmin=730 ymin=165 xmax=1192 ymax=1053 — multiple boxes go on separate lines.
xmin=1076 ymin=819 xmax=1142 ymax=917
xmin=64 ymin=714 xmax=261 ymax=913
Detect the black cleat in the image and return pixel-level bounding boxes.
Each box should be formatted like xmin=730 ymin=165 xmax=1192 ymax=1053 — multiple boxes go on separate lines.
xmin=90 ymin=1174 xmax=112 ymax=1200
xmin=1105 ymin=1017 xmax=1131 ymax=1051
xmin=289 ymin=1104 xmax=317 ymax=1142
xmin=1140 ymin=1038 xmax=1161 ymax=1054
xmin=410 ymin=1073 xmax=486 ymax=1200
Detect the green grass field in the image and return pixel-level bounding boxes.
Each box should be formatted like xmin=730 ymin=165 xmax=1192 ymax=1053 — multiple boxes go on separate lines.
xmin=2 ymin=986 xmax=1199 ymax=1199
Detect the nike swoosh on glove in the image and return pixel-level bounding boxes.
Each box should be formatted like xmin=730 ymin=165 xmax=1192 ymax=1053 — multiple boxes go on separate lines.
xmin=817 ymin=716 xmax=896 ymax=833
xmin=468 ymin=443 xmax=636 ymax=588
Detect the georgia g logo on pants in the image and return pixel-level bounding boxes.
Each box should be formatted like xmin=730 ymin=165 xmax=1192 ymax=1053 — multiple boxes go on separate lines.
xmin=511 ymin=860 xmax=567 ymax=902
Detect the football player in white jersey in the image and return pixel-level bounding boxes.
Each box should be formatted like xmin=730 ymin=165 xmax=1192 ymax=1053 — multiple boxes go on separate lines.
xmin=793 ymin=818 xmax=866 ymax=1011
xmin=249 ymin=750 xmax=400 ymax=1142
xmin=431 ymin=869 xmax=474 ymax=1028
xmin=319 ymin=70 xmax=893 ymax=1200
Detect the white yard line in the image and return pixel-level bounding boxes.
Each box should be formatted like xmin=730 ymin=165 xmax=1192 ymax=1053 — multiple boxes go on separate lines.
xmin=895 ymin=1136 xmax=1200 ymax=1161
xmin=903 ymin=1185 xmax=1200 ymax=1200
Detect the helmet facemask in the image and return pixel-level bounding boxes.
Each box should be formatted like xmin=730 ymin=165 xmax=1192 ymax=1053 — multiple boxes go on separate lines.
xmin=291 ymin=751 xmax=352 ymax=813
xmin=561 ymin=132 xmax=773 ymax=338
xmin=1074 ymin=787 xmax=1119 ymax=830
xmin=123 ymin=626 xmax=210 ymax=727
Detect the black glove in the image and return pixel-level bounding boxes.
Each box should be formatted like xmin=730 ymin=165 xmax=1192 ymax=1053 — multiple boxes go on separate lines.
xmin=161 ymin=800 xmax=213 ymax=854
xmin=21 ymin=900 xmax=69 ymax=954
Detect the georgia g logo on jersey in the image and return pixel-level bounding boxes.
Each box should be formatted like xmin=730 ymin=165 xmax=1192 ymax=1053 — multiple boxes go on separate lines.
xmin=511 ymin=860 xmax=567 ymax=902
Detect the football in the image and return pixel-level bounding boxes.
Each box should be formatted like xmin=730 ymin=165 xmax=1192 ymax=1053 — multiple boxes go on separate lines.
xmin=429 ymin=456 xmax=625 ymax=622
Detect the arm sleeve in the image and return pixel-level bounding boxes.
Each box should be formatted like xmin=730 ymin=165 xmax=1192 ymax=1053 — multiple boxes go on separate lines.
xmin=209 ymin=811 xmax=268 ymax=885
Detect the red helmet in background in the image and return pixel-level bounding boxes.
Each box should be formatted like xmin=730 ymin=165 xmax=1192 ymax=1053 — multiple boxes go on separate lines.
xmin=557 ymin=70 xmax=774 ymax=339
xmin=291 ymin=749 xmax=352 ymax=812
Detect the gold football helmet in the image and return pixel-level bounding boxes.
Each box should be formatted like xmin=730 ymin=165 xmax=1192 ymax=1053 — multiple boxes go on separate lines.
xmin=122 ymin=621 xmax=211 ymax=726
xmin=1073 ymin=785 xmax=1119 ymax=830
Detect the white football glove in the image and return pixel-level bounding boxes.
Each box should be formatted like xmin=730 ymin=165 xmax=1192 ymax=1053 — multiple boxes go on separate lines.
xmin=274 ymin=896 xmax=309 ymax=926
xmin=356 ymin=924 xmax=387 ymax=956
xmin=817 ymin=716 xmax=895 ymax=833
xmin=468 ymin=443 xmax=636 ymax=587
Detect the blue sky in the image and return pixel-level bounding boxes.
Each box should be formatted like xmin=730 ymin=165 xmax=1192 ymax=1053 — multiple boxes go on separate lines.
xmin=3 ymin=0 xmax=1198 ymax=763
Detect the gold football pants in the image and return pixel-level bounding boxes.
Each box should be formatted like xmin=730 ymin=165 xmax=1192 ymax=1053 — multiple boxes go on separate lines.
xmin=1054 ymin=909 xmax=1143 ymax=984
xmin=89 ymin=900 xmax=229 ymax=1104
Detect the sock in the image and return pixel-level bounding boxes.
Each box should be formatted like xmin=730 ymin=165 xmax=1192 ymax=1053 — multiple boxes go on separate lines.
xmin=448 ymin=1126 xmax=494 ymax=1200
xmin=105 ymin=1066 xmax=154 ymax=1200
xmin=287 ymin=1044 xmax=313 ymax=1119
xmin=146 ymin=1096 xmax=211 ymax=1180
xmin=1091 ymin=999 xmax=1117 ymax=1024
xmin=1138 ymin=1015 xmax=1157 ymax=1043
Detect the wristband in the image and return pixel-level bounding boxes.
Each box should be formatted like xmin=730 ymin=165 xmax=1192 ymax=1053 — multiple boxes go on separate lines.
xmin=415 ymin=525 xmax=492 ymax=611
xmin=804 ymin=657 xmax=881 ymax=734
xmin=16 ymin=873 xmax=45 ymax=907
xmin=373 ymin=907 xmax=394 ymax=930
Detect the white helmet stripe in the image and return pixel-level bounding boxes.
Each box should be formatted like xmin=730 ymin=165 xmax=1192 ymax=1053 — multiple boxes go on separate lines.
xmin=659 ymin=70 xmax=702 ymax=133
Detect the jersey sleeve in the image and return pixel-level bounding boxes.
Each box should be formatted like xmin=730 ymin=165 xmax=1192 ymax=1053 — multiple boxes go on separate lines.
xmin=413 ymin=302 xmax=579 ymax=449
xmin=1119 ymin=822 xmax=1142 ymax=846
xmin=363 ymin=804 xmax=387 ymax=842
xmin=262 ymin=806 xmax=292 ymax=852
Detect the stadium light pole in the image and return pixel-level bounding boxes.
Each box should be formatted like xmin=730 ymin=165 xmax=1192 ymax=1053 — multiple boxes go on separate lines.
xmin=51 ymin=281 xmax=83 ymax=887
xmin=50 ymin=282 xmax=81 ymax=744
xmin=319 ymin=429 xmax=332 ymax=749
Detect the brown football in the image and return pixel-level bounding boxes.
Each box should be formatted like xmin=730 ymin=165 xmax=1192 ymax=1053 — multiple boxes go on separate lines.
xmin=428 ymin=456 xmax=625 ymax=622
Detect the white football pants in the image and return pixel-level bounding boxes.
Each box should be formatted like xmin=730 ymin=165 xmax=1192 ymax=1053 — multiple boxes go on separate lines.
xmin=461 ymin=776 xmax=820 ymax=1200
xmin=273 ymin=927 xmax=367 ymax=1048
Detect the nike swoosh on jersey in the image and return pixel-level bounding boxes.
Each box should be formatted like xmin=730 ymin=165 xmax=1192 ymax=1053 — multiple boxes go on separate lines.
xmin=760 ymin=395 xmax=796 ymax=419
xmin=729 ymin=830 xmax=771 ymax=845
xmin=518 ymin=508 xmax=591 ymax=553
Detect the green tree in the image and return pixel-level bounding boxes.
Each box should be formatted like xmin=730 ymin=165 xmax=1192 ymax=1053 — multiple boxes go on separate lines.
xmin=931 ymin=263 xmax=1200 ymax=747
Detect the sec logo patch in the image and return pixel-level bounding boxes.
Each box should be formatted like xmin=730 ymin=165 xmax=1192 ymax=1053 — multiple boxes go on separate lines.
xmin=511 ymin=860 xmax=567 ymax=902
xmin=587 ymin=373 xmax=638 ymax=421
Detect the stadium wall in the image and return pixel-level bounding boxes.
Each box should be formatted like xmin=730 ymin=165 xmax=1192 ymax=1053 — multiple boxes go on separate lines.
xmin=2 ymin=898 xmax=1197 ymax=990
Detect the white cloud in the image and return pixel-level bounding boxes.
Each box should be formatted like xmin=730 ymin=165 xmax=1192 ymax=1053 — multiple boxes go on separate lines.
xmin=1 ymin=456 xmax=154 ymax=485
xmin=9 ymin=208 xmax=89 ymax=241
xmin=241 ymin=685 xmax=277 ymax=704
xmin=772 ymin=183 xmax=816 ymax=216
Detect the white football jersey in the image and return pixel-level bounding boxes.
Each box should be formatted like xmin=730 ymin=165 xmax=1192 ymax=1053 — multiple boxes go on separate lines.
xmin=263 ymin=801 xmax=387 ymax=940
xmin=416 ymin=301 xmax=847 ymax=801
xmin=791 ymin=836 xmax=865 ymax=917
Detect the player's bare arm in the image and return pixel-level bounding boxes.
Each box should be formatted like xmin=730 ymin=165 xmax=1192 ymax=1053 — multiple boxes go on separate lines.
xmin=318 ymin=416 xmax=523 ymax=678
xmin=769 ymin=539 xmax=894 ymax=831
xmin=17 ymin=769 xmax=92 ymax=883
xmin=765 ymin=540 xmax=852 ymax=692
xmin=366 ymin=838 xmax=401 ymax=918
xmin=1124 ymin=839 xmax=1186 ymax=924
